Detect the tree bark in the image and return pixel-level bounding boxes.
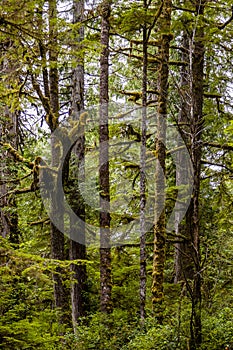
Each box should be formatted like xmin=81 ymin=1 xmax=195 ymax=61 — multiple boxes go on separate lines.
xmin=0 ymin=109 xmax=20 ymax=244
xmin=174 ymin=32 xmax=193 ymax=284
xmin=69 ymin=0 xmax=87 ymax=329
xmin=48 ymin=0 xmax=66 ymax=320
xmin=139 ymin=0 xmax=148 ymax=324
xmin=99 ymin=0 xmax=112 ymax=314
xmin=151 ymin=0 xmax=172 ymax=322
xmin=0 ymin=42 xmax=20 ymax=245
xmin=189 ymin=2 xmax=205 ymax=348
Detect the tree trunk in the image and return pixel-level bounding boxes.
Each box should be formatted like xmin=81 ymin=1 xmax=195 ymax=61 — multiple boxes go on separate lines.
xmin=69 ymin=0 xmax=87 ymax=329
xmin=0 ymin=43 xmax=20 ymax=245
xmin=174 ymin=32 xmax=194 ymax=284
xmin=139 ymin=0 xmax=148 ymax=324
xmin=151 ymin=0 xmax=172 ymax=322
xmin=0 ymin=108 xmax=20 ymax=244
xmin=48 ymin=0 xmax=66 ymax=319
xmin=189 ymin=2 xmax=205 ymax=348
xmin=99 ymin=0 xmax=112 ymax=314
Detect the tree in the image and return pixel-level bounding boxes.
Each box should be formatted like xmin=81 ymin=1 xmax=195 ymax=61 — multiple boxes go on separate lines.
xmin=172 ymin=1 xmax=206 ymax=347
xmin=47 ymin=0 xmax=66 ymax=319
xmin=0 ymin=0 xmax=233 ymax=348
xmin=152 ymin=0 xmax=172 ymax=321
xmin=99 ymin=0 xmax=112 ymax=314
xmin=0 ymin=27 xmax=21 ymax=245
xmin=69 ymin=0 xmax=88 ymax=328
xmin=139 ymin=0 xmax=148 ymax=324
xmin=0 ymin=105 xmax=20 ymax=244
xmin=187 ymin=3 xmax=205 ymax=347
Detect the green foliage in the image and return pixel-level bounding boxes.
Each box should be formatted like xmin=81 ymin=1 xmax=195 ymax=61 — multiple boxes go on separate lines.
xmin=201 ymin=308 xmax=233 ymax=349
xmin=0 ymin=0 xmax=233 ymax=349
xmin=0 ymin=237 xmax=61 ymax=349
xmin=121 ymin=322 xmax=180 ymax=350
xmin=61 ymin=310 xmax=139 ymax=350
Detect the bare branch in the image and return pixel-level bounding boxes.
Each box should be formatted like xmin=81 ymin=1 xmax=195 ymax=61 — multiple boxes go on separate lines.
xmin=218 ymin=5 xmax=233 ymax=30
xmin=203 ymin=142 xmax=233 ymax=151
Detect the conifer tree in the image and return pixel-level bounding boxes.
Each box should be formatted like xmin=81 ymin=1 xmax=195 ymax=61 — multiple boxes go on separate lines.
xmin=99 ymin=0 xmax=112 ymax=314
xmin=69 ymin=0 xmax=87 ymax=328
xmin=152 ymin=0 xmax=172 ymax=321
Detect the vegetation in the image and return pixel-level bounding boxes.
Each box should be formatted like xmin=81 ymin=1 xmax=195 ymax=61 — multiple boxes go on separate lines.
xmin=0 ymin=0 xmax=233 ymax=349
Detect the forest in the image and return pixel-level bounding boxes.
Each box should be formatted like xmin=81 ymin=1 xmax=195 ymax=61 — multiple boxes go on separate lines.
xmin=0 ymin=0 xmax=233 ymax=349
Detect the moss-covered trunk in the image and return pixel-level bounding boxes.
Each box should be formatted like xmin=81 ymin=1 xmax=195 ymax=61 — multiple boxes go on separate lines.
xmin=48 ymin=0 xmax=66 ymax=321
xmin=99 ymin=0 xmax=112 ymax=314
xmin=174 ymin=32 xmax=194 ymax=284
xmin=0 ymin=43 xmax=20 ymax=244
xmin=139 ymin=23 xmax=147 ymax=325
xmin=69 ymin=0 xmax=87 ymax=329
xmin=0 ymin=108 xmax=20 ymax=244
xmin=151 ymin=0 xmax=172 ymax=321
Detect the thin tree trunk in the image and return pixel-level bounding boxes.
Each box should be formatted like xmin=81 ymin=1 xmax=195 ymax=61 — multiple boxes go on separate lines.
xmin=139 ymin=0 xmax=148 ymax=324
xmin=174 ymin=32 xmax=193 ymax=284
xmin=189 ymin=2 xmax=205 ymax=348
xmin=151 ymin=0 xmax=172 ymax=322
xmin=0 ymin=109 xmax=20 ymax=244
xmin=69 ymin=0 xmax=87 ymax=330
xmin=0 ymin=43 xmax=20 ymax=245
xmin=99 ymin=0 xmax=112 ymax=314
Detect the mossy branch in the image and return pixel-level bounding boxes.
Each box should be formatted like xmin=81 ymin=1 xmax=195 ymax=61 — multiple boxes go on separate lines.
xmin=203 ymin=92 xmax=222 ymax=98
xmin=0 ymin=187 xmax=33 ymax=200
xmin=119 ymin=90 xmax=158 ymax=103
xmin=30 ymin=218 xmax=50 ymax=226
xmin=0 ymin=142 xmax=34 ymax=169
xmin=130 ymin=39 xmax=160 ymax=46
xmin=147 ymin=1 xmax=164 ymax=41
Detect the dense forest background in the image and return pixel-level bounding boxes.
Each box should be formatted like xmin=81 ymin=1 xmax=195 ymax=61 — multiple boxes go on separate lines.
xmin=0 ymin=0 xmax=233 ymax=349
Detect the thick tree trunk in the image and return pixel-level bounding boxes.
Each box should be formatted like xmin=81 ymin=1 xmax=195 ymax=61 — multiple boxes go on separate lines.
xmin=99 ymin=0 xmax=112 ymax=314
xmin=151 ymin=0 xmax=172 ymax=321
xmin=48 ymin=0 xmax=66 ymax=319
xmin=69 ymin=0 xmax=87 ymax=329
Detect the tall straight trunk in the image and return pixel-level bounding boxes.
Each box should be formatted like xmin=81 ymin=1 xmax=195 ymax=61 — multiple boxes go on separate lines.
xmin=139 ymin=0 xmax=148 ymax=324
xmin=69 ymin=0 xmax=87 ymax=329
xmin=48 ymin=0 xmax=66 ymax=316
xmin=189 ymin=2 xmax=205 ymax=348
xmin=0 ymin=109 xmax=20 ymax=244
xmin=99 ymin=0 xmax=112 ymax=314
xmin=151 ymin=0 xmax=172 ymax=321
xmin=174 ymin=32 xmax=193 ymax=284
xmin=0 ymin=43 xmax=20 ymax=244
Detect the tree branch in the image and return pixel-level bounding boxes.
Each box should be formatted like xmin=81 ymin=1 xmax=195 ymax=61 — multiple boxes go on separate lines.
xmin=172 ymin=5 xmax=195 ymax=13
xmin=203 ymin=142 xmax=233 ymax=151
xmin=30 ymin=218 xmax=50 ymax=226
xmin=201 ymin=160 xmax=233 ymax=173
xmin=203 ymin=92 xmax=222 ymax=99
xmin=218 ymin=5 xmax=233 ymax=30
xmin=0 ymin=142 xmax=34 ymax=169
xmin=0 ymin=187 xmax=34 ymax=201
xmin=31 ymin=75 xmax=58 ymax=131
